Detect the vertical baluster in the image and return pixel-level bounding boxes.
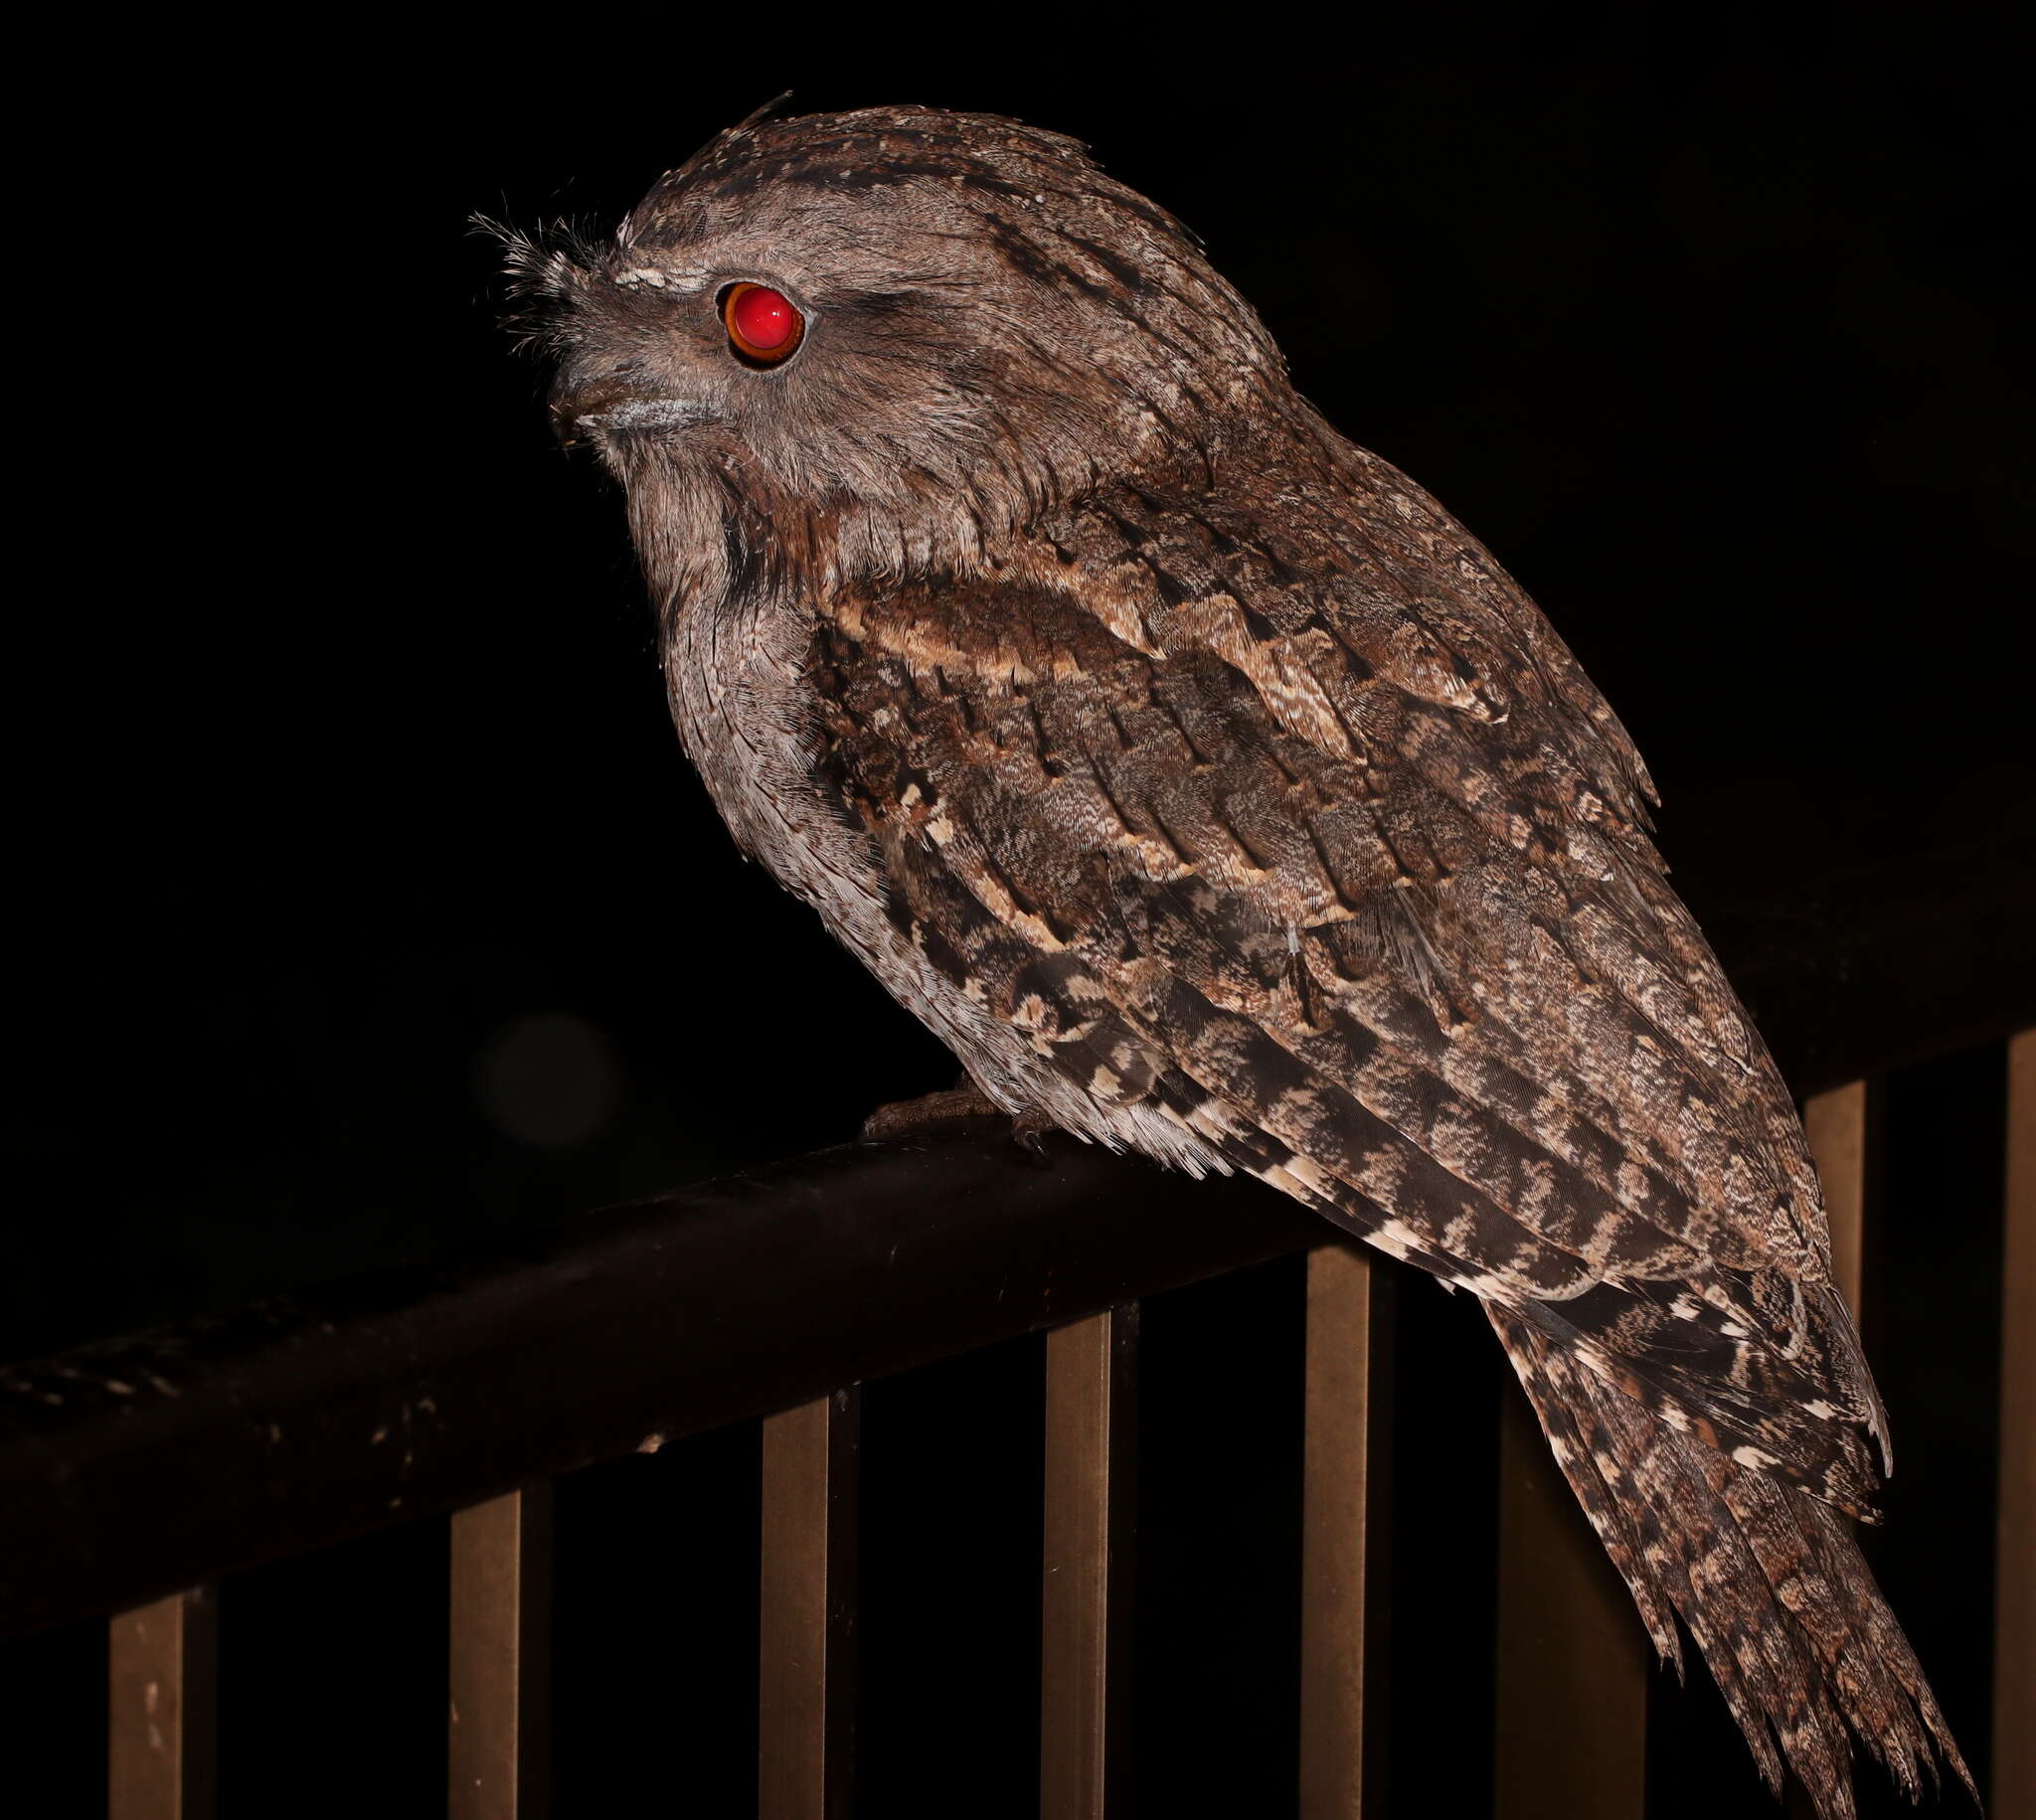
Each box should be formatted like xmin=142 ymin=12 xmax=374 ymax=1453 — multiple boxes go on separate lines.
xmin=1804 ymin=1079 xmax=1872 ymax=1316
xmin=1494 ymin=1386 xmax=1649 ymax=1820
xmin=1041 ymin=1304 xmax=1138 ymax=1820
xmin=1299 ymin=1243 xmax=1391 ymax=1819
xmin=1779 ymin=1078 xmax=1877 ymax=1820
xmin=761 ymin=1387 xmax=861 ymax=1820
xmin=1997 ymin=1031 xmax=2035 ymax=1819
xmin=449 ymin=1483 xmax=553 ymax=1820
xmin=109 ymin=1586 xmax=217 ymax=1820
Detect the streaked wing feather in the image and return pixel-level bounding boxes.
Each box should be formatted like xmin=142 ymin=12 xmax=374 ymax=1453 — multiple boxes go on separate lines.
xmin=815 ymin=478 xmax=1885 ymax=1509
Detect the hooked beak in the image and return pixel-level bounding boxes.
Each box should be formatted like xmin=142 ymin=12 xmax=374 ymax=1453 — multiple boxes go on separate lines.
xmin=549 ymin=374 xmax=718 ymax=446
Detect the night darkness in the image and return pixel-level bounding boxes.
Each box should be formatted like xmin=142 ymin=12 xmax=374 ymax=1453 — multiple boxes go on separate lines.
xmin=6 ymin=10 xmax=2028 ymax=1817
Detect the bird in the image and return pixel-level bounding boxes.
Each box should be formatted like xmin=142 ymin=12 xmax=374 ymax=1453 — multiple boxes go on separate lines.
xmin=501 ymin=102 xmax=1971 ymax=1818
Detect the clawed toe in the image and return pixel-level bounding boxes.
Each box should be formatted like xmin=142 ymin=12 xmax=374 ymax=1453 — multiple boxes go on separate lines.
xmin=858 ymin=1081 xmax=1058 ymax=1155
xmin=859 ymin=1081 xmax=1006 ymax=1142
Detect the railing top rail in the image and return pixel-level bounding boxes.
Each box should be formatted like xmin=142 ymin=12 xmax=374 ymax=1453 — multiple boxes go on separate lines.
xmin=0 ymin=1130 xmax=1312 ymax=1638
xmin=4 ymin=813 xmax=2030 ymax=1641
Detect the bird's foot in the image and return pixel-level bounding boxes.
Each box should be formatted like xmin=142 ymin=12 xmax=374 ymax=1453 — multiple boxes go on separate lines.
xmin=859 ymin=1078 xmax=1055 ymax=1153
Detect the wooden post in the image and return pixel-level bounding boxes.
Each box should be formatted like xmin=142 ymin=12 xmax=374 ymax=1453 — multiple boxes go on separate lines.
xmin=761 ymin=1387 xmax=861 ymax=1820
xmin=1494 ymin=1389 xmax=1648 ymax=1820
xmin=1804 ymin=1079 xmax=1871 ymax=1316
xmin=109 ymin=1586 xmax=217 ymax=1820
xmin=1299 ymin=1243 xmax=1391 ymax=1818
xmin=449 ymin=1483 xmax=553 ymax=1819
xmin=1041 ymin=1305 xmax=1139 ymax=1820
xmin=1782 ymin=1078 xmax=1875 ymax=1818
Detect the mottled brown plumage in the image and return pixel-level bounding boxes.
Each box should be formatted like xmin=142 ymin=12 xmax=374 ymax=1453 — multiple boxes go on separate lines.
xmin=508 ymin=104 xmax=1970 ymax=1816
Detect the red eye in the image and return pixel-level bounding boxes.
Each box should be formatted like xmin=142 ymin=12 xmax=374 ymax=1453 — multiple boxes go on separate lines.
xmin=723 ymin=282 xmax=804 ymax=364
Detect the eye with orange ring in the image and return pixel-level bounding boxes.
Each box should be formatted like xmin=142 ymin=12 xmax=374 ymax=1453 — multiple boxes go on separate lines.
xmin=721 ymin=282 xmax=805 ymax=365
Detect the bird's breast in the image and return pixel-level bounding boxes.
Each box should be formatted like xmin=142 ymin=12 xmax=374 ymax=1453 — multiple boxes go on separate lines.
xmin=657 ymin=586 xmax=1035 ymax=1104
xmin=654 ymin=583 xmax=1223 ymax=1170
xmin=661 ymin=589 xmax=840 ymax=878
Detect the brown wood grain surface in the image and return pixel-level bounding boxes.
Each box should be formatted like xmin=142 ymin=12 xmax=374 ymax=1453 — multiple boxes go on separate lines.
xmin=449 ymin=1483 xmax=552 ymax=1820
xmin=1041 ymin=1305 xmax=1138 ymax=1820
xmin=761 ymin=1388 xmax=860 ymax=1820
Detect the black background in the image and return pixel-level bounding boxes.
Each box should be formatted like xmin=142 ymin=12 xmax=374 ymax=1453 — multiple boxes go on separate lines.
xmin=5 ymin=7 xmax=2025 ymax=1815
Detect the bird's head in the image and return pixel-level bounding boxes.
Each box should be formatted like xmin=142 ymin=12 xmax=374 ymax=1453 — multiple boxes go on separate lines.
xmin=497 ymin=104 xmax=1295 ymax=596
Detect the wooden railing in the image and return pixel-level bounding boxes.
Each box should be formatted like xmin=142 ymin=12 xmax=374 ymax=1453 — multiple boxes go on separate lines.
xmin=4 ymin=834 xmax=2031 ymax=1817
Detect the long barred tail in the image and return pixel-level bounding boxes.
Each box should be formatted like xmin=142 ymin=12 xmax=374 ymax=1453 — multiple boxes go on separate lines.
xmin=1487 ymin=1304 xmax=1974 ymax=1820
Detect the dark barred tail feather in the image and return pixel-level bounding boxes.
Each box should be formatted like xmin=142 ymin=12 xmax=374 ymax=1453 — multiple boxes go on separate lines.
xmin=1488 ymin=1305 xmax=1974 ymax=1820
